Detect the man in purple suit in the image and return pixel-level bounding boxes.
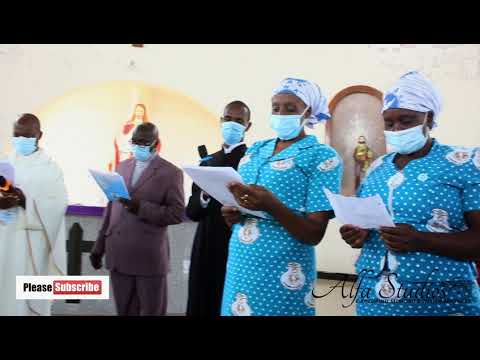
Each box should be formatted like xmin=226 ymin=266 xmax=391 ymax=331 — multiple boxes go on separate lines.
xmin=90 ymin=123 xmax=185 ymax=316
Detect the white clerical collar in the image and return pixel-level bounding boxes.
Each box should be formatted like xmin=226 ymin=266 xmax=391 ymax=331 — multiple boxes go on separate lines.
xmin=223 ymin=142 xmax=245 ymax=154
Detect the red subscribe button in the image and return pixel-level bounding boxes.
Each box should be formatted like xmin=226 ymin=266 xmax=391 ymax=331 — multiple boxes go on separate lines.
xmin=53 ymin=280 xmax=102 ymax=295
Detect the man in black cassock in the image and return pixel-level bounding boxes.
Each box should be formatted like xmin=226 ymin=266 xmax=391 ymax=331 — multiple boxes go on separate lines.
xmin=186 ymin=101 xmax=252 ymax=317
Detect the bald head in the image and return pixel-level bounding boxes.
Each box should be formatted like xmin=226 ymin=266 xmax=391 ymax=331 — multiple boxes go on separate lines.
xmin=14 ymin=113 xmax=42 ymax=140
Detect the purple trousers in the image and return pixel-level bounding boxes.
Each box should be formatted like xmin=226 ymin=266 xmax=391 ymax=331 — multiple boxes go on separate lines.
xmin=110 ymin=270 xmax=167 ymax=316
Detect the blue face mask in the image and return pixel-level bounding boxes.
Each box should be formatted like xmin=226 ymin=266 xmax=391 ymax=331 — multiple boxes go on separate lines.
xmin=384 ymin=114 xmax=429 ymax=155
xmin=12 ymin=136 xmax=37 ymax=156
xmin=270 ymin=107 xmax=309 ymax=141
xmin=131 ymin=144 xmax=153 ymax=162
xmin=221 ymin=121 xmax=246 ymax=146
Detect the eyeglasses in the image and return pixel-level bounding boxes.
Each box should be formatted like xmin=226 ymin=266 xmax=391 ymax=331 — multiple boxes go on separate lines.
xmin=129 ymin=140 xmax=154 ymax=147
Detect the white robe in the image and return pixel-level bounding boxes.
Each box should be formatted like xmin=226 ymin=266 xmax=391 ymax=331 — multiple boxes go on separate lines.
xmin=0 ymin=149 xmax=68 ymax=316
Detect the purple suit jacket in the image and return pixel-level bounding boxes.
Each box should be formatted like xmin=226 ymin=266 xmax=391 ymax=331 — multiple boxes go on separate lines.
xmin=92 ymin=155 xmax=185 ymax=276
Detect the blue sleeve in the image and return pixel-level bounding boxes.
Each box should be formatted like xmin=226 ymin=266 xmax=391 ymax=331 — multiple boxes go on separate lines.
xmin=305 ymin=147 xmax=343 ymax=213
xmin=245 ymin=140 xmax=268 ymax=156
xmin=238 ymin=140 xmax=268 ymax=171
xmin=462 ymin=148 xmax=480 ymax=212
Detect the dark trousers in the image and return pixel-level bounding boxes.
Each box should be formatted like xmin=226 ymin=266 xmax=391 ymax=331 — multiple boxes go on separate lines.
xmin=110 ymin=270 xmax=167 ymax=316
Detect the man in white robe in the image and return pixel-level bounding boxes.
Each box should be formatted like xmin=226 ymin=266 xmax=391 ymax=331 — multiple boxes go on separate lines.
xmin=0 ymin=113 xmax=68 ymax=316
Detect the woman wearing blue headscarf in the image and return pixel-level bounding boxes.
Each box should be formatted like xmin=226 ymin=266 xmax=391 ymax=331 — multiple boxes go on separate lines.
xmin=340 ymin=71 xmax=480 ymax=316
xmin=220 ymin=78 xmax=343 ymax=316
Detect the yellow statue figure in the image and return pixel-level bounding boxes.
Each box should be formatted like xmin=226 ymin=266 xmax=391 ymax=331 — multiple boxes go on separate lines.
xmin=354 ymin=135 xmax=374 ymax=189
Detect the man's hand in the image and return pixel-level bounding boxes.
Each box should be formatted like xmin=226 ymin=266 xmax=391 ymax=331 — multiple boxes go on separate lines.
xmin=89 ymin=252 xmax=103 ymax=270
xmin=118 ymin=197 xmax=140 ymax=215
xmin=221 ymin=206 xmax=242 ymax=227
xmin=340 ymin=224 xmax=369 ymax=248
xmin=379 ymin=223 xmax=421 ymax=253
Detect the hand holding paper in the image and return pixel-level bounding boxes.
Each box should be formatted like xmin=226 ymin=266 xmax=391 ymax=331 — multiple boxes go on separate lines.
xmin=339 ymin=224 xmax=370 ymax=248
xmin=228 ymin=182 xmax=278 ymax=212
xmin=183 ymin=166 xmax=267 ymax=219
xmin=221 ymin=206 xmax=242 ymax=227
xmin=323 ymin=187 xmax=395 ymax=229
xmin=89 ymin=169 xmax=130 ymax=202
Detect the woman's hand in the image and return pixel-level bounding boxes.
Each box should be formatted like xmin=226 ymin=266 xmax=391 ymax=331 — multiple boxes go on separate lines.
xmin=340 ymin=224 xmax=369 ymax=248
xmin=221 ymin=206 xmax=242 ymax=227
xmin=228 ymin=182 xmax=278 ymax=212
xmin=379 ymin=223 xmax=421 ymax=253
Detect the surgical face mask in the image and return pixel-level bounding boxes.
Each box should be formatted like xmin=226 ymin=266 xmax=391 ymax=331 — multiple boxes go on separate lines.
xmin=221 ymin=121 xmax=246 ymax=146
xmin=384 ymin=113 xmax=429 ymax=155
xmin=12 ymin=136 xmax=37 ymax=156
xmin=270 ymin=107 xmax=310 ymax=141
xmin=131 ymin=144 xmax=153 ymax=162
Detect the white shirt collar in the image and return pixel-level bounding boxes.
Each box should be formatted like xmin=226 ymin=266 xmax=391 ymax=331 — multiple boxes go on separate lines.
xmin=223 ymin=142 xmax=245 ymax=154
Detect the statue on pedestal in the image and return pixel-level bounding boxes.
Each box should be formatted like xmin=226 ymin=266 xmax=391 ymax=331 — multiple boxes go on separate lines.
xmin=354 ymin=135 xmax=374 ymax=189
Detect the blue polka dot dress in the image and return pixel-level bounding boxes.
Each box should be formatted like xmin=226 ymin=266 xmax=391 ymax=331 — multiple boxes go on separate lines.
xmin=220 ymin=135 xmax=343 ymax=316
xmin=355 ymin=139 xmax=480 ymax=316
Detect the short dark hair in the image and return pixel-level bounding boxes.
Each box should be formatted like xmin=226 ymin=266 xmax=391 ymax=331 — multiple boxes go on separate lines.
xmin=225 ymin=100 xmax=251 ymax=121
xmin=133 ymin=122 xmax=159 ymax=143
xmin=136 ymin=122 xmax=158 ymax=135
xmin=17 ymin=113 xmax=41 ymax=130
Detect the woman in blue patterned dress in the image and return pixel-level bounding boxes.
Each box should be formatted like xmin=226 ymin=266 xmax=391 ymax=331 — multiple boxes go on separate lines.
xmin=219 ymin=78 xmax=343 ymax=316
xmin=340 ymin=71 xmax=480 ymax=316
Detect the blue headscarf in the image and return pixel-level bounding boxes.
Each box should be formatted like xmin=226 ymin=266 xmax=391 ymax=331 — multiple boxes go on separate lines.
xmin=382 ymin=71 xmax=443 ymax=127
xmin=273 ymin=78 xmax=331 ymax=128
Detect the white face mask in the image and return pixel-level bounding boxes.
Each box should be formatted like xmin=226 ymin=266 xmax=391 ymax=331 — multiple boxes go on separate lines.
xmin=269 ymin=106 xmax=310 ymax=141
xmin=384 ymin=113 xmax=430 ymax=154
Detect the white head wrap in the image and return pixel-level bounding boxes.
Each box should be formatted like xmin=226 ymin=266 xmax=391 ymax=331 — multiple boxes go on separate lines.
xmin=273 ymin=78 xmax=331 ymax=128
xmin=382 ymin=71 xmax=443 ymax=127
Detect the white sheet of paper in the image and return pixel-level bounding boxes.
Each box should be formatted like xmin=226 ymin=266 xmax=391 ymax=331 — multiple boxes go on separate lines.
xmin=89 ymin=169 xmax=130 ymax=202
xmin=183 ymin=165 xmax=267 ymax=219
xmin=323 ymin=187 xmax=395 ymax=229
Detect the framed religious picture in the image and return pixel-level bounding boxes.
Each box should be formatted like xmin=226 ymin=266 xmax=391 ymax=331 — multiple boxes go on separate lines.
xmin=325 ymin=86 xmax=386 ymax=196
xmin=109 ymin=103 xmax=161 ymax=171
